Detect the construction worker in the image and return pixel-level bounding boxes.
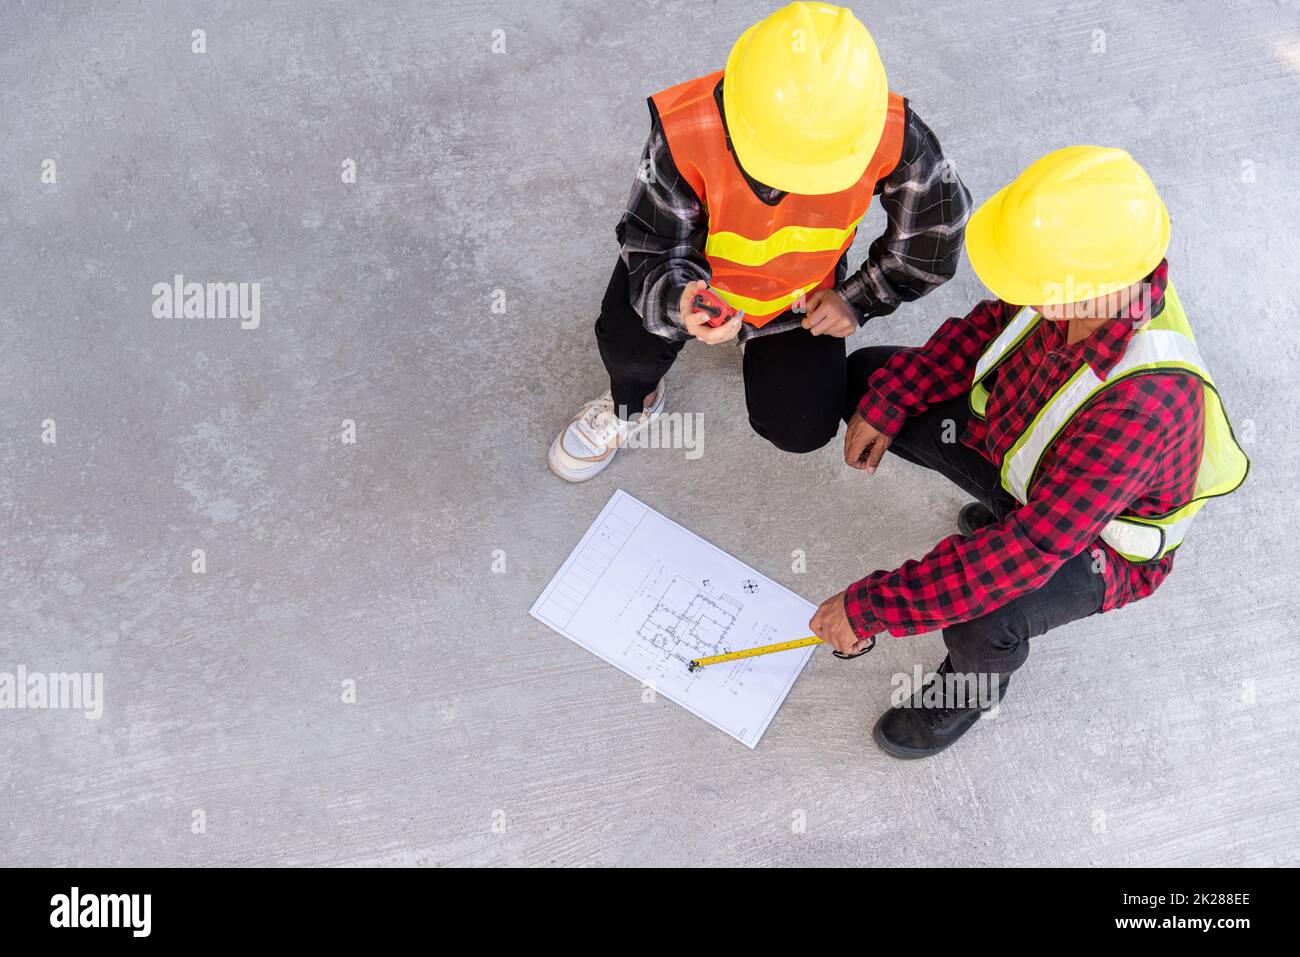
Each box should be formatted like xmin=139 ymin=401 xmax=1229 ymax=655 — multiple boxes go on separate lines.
xmin=548 ymin=2 xmax=971 ymax=480
xmin=809 ymin=146 xmax=1249 ymax=758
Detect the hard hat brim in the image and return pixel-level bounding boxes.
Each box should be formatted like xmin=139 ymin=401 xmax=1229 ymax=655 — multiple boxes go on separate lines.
xmin=965 ymin=183 xmax=1171 ymax=306
xmin=964 ymin=184 xmax=1049 ymax=306
xmin=722 ymin=49 xmax=888 ymax=196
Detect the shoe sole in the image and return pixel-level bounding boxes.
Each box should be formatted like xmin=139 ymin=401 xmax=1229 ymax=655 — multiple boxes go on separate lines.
xmin=547 ymin=432 xmax=617 ymax=483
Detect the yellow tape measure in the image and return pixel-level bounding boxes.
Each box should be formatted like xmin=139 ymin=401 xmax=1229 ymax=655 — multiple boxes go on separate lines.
xmin=687 ymin=636 xmax=823 ymax=672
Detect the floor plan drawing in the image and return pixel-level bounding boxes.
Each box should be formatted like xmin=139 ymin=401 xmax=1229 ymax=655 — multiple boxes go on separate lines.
xmin=530 ymin=490 xmax=817 ymax=748
xmin=628 ymin=565 xmax=741 ymax=675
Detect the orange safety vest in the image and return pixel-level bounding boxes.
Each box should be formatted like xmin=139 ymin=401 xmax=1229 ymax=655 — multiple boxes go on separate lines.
xmin=650 ymin=70 xmax=906 ymax=327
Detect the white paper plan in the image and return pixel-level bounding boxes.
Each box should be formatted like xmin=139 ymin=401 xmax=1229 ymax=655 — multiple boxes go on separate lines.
xmin=529 ymin=489 xmax=817 ymax=748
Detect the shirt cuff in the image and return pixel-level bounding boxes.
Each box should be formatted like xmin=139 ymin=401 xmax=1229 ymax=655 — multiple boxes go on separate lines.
xmin=843 ymin=581 xmax=885 ymax=642
xmin=665 ymin=282 xmax=686 ymax=327
xmin=838 ymin=273 xmax=889 ymax=325
xmin=856 ymin=388 xmax=908 ymax=438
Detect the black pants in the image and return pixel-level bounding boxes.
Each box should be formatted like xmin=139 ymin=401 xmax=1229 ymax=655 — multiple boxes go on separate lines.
xmin=595 ymin=258 xmax=846 ymax=453
xmin=845 ymin=346 xmax=1107 ymax=690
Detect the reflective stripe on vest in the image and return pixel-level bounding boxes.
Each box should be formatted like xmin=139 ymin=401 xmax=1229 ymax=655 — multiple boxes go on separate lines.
xmin=704 ymin=218 xmax=867 ymax=268
xmin=967 ymin=283 xmax=1248 ymax=563
xmin=970 ymin=305 xmax=1038 ymax=417
xmin=650 ymin=72 xmax=906 ymax=326
xmin=711 ymin=279 xmax=822 ymax=318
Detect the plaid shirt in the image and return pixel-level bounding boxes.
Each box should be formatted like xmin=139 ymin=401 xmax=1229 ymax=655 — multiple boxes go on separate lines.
xmin=616 ymin=78 xmax=971 ymax=341
xmin=844 ymin=261 xmax=1207 ymax=639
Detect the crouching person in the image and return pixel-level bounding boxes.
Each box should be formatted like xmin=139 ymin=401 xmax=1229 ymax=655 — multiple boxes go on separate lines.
xmin=548 ymin=3 xmax=970 ymax=481
xmin=808 ymin=146 xmax=1248 ymax=758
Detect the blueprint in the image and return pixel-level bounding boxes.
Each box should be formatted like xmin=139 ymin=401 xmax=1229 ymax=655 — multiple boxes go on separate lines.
xmin=529 ymin=489 xmax=817 ymax=748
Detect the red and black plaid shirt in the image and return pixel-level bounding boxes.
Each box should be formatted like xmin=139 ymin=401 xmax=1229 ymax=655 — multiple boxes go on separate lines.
xmin=845 ymin=260 xmax=1206 ymax=639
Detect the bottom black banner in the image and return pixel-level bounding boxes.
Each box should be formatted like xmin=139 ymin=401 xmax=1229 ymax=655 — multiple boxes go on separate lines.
xmin=0 ymin=866 xmax=1280 ymax=944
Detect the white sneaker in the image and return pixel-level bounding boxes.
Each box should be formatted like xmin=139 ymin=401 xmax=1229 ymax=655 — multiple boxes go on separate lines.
xmin=548 ymin=382 xmax=666 ymax=483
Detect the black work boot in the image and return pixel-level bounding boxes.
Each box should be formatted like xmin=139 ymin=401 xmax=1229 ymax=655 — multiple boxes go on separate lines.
xmin=957 ymin=501 xmax=996 ymax=536
xmin=872 ymin=658 xmax=1003 ymax=759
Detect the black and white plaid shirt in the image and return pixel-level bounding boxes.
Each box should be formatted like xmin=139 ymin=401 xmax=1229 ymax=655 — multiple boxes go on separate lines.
xmin=615 ymin=79 xmax=972 ymax=341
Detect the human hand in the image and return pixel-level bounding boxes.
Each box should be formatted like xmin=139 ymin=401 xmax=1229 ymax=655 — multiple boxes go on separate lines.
xmin=801 ymin=288 xmax=857 ymax=338
xmin=844 ymin=411 xmax=893 ymax=474
xmin=679 ymin=280 xmax=742 ymax=344
xmin=809 ymin=590 xmax=874 ymax=657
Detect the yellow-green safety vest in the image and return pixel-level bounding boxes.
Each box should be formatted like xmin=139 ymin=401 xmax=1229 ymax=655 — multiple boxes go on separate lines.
xmin=968 ymin=283 xmax=1248 ymax=563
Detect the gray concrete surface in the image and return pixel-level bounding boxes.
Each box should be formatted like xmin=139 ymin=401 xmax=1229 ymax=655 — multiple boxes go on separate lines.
xmin=2 ymin=0 xmax=1298 ymax=867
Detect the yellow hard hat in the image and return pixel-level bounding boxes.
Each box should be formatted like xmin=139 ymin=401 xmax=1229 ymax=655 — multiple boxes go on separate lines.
xmin=965 ymin=146 xmax=1171 ymax=305
xmin=723 ymin=2 xmax=889 ymax=195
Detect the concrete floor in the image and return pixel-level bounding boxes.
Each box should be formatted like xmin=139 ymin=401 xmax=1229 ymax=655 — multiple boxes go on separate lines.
xmin=2 ymin=0 xmax=1298 ymax=867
